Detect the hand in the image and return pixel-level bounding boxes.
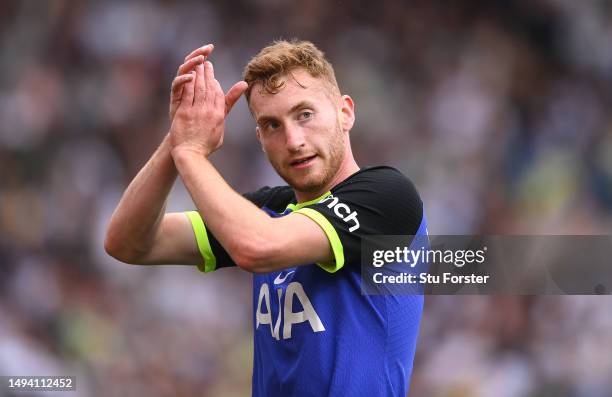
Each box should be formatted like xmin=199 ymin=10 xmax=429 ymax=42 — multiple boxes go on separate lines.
xmin=169 ymin=44 xmax=215 ymax=121
xmin=169 ymin=58 xmax=247 ymax=156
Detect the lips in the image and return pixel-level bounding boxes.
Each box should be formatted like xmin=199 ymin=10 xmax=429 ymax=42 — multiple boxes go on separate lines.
xmin=290 ymin=155 xmax=317 ymax=167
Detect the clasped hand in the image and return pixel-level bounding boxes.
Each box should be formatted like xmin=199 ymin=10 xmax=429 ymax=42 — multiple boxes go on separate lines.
xmin=168 ymin=44 xmax=247 ymax=157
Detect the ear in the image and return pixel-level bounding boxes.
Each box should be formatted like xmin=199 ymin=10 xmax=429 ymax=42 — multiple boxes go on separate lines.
xmin=256 ymin=126 xmax=266 ymax=153
xmin=339 ymin=95 xmax=355 ymax=133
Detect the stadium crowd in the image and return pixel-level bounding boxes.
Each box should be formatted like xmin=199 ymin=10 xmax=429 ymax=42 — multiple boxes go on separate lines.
xmin=1 ymin=1 xmax=611 ymax=396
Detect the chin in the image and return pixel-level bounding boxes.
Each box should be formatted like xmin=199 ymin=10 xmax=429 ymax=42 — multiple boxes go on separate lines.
xmin=288 ymin=176 xmax=323 ymax=192
xmin=283 ymin=169 xmax=327 ymax=193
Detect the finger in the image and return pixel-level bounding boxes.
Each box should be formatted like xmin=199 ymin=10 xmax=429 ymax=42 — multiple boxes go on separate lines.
xmin=204 ymin=61 xmax=215 ymax=99
xmin=176 ymin=55 xmax=205 ymax=76
xmin=224 ymin=81 xmax=248 ymax=114
xmin=184 ymin=44 xmax=214 ymax=62
xmin=194 ymin=62 xmax=206 ymax=105
xmin=171 ymin=74 xmax=194 ymax=100
xmin=213 ymin=79 xmax=224 ymax=110
xmin=181 ymin=71 xmax=196 ymax=107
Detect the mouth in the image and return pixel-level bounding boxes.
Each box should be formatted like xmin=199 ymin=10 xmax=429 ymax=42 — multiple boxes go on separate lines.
xmin=289 ymin=155 xmax=317 ymax=169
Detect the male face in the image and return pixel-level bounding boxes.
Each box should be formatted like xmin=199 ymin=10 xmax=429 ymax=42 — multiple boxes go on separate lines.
xmin=249 ymin=69 xmax=346 ymax=194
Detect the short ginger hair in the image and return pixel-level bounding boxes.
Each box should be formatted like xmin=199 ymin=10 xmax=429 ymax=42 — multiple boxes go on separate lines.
xmin=243 ymin=39 xmax=340 ymax=102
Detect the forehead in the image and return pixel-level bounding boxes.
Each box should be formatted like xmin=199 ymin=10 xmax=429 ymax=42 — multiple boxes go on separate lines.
xmin=249 ymin=69 xmax=331 ymax=118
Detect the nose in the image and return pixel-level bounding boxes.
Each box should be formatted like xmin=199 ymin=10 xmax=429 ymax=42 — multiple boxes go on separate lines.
xmin=285 ymin=123 xmax=306 ymax=152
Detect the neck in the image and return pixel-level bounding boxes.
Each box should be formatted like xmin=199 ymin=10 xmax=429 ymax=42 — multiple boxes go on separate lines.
xmin=294 ymin=154 xmax=360 ymax=203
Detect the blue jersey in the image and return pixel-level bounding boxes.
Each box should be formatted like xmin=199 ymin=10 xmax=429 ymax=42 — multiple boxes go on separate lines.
xmin=187 ymin=166 xmax=427 ymax=396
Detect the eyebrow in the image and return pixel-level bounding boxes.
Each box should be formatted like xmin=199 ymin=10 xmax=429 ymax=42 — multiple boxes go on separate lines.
xmin=256 ymin=100 xmax=315 ymax=125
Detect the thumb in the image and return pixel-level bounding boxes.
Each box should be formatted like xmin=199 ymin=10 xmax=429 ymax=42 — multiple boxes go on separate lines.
xmin=224 ymin=81 xmax=248 ymax=115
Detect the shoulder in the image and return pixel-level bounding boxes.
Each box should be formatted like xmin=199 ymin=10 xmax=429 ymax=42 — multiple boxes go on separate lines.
xmin=332 ymin=166 xmax=422 ymax=206
xmin=325 ymin=166 xmax=423 ymax=235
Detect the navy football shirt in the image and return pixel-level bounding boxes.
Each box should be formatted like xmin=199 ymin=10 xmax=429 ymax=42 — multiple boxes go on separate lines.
xmin=185 ymin=166 xmax=427 ymax=396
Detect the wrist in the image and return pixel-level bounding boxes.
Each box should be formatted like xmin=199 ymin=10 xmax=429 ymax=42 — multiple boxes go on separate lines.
xmin=160 ymin=133 xmax=174 ymax=151
xmin=171 ymin=144 xmax=210 ymax=162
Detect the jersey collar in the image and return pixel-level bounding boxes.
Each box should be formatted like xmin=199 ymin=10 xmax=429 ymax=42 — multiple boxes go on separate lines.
xmin=285 ymin=190 xmax=332 ymax=212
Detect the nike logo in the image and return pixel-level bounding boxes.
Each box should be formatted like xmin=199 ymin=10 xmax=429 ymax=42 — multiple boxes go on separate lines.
xmin=273 ymin=270 xmax=295 ymax=285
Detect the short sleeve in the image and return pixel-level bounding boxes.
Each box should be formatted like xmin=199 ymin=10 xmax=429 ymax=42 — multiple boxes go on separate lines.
xmin=186 ymin=186 xmax=290 ymax=273
xmin=294 ymin=167 xmax=424 ymax=273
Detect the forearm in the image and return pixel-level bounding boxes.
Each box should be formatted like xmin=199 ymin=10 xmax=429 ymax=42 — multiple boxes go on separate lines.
xmin=171 ymin=147 xmax=276 ymax=268
xmin=105 ymin=134 xmax=178 ymax=261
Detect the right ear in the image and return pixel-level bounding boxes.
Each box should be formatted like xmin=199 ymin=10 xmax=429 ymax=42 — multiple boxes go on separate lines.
xmin=339 ymin=95 xmax=355 ymax=133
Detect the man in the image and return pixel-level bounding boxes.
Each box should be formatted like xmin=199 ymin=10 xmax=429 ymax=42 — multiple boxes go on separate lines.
xmin=105 ymin=40 xmax=427 ymax=396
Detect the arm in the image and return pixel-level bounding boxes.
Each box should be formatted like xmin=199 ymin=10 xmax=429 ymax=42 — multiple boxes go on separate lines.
xmin=168 ymin=60 xmax=333 ymax=273
xmin=104 ymin=44 xmax=230 ymax=265
xmin=104 ymin=133 xmax=201 ymax=265
xmin=173 ymin=149 xmax=333 ymax=272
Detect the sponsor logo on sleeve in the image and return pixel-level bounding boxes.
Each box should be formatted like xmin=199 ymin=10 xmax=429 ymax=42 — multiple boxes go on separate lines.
xmin=318 ymin=194 xmax=360 ymax=232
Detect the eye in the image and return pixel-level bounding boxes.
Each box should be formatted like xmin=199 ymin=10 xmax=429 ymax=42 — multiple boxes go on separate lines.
xmin=260 ymin=120 xmax=280 ymax=132
xmin=298 ymin=111 xmax=313 ymax=121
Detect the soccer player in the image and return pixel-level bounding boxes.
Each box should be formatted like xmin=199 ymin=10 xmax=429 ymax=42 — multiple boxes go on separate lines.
xmin=105 ymin=40 xmax=427 ymax=396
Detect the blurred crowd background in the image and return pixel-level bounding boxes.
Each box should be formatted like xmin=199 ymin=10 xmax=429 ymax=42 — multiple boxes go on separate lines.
xmin=1 ymin=0 xmax=612 ymax=396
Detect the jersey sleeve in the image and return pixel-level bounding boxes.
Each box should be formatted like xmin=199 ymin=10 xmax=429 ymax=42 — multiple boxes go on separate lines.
xmin=185 ymin=186 xmax=285 ymax=273
xmin=293 ymin=167 xmax=424 ymax=273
